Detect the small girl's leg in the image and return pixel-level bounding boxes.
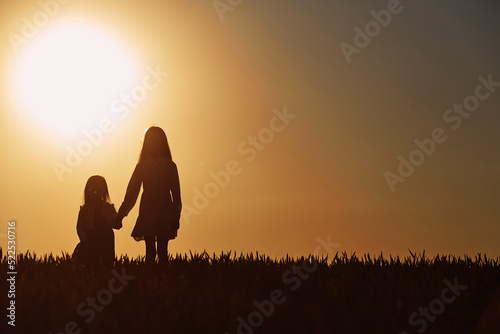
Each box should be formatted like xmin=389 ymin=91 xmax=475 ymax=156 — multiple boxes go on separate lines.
xmin=144 ymin=236 xmax=156 ymax=264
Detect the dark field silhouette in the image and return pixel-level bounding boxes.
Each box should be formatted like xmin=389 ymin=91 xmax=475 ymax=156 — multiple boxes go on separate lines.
xmin=1 ymin=250 xmax=499 ymax=334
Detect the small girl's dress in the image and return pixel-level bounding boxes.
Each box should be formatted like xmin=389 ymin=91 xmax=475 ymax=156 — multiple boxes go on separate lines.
xmin=76 ymin=202 xmax=117 ymax=267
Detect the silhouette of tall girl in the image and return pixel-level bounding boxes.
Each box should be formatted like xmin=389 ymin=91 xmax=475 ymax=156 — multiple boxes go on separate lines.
xmin=115 ymin=126 xmax=182 ymax=264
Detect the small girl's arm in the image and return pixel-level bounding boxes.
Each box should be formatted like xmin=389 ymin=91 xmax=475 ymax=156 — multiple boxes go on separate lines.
xmin=104 ymin=203 xmax=118 ymax=229
xmin=76 ymin=207 xmax=88 ymax=242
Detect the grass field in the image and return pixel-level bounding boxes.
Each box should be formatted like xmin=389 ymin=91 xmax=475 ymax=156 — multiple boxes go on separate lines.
xmin=1 ymin=250 xmax=499 ymax=334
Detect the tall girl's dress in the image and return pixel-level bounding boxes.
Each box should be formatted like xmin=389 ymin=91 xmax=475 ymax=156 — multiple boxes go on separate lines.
xmin=118 ymin=156 xmax=181 ymax=241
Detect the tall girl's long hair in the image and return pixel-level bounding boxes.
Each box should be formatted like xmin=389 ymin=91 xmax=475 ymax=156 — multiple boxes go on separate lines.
xmin=138 ymin=126 xmax=172 ymax=163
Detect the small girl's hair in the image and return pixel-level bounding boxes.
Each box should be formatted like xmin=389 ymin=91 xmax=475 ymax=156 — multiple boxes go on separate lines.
xmin=139 ymin=126 xmax=172 ymax=163
xmin=83 ymin=175 xmax=111 ymax=205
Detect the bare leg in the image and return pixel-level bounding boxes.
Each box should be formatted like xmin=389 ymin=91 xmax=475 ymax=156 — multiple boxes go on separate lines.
xmin=144 ymin=236 xmax=156 ymax=264
xmin=157 ymin=238 xmax=169 ymax=264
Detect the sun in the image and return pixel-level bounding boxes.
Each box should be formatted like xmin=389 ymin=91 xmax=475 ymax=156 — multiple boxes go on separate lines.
xmin=10 ymin=19 xmax=141 ymax=137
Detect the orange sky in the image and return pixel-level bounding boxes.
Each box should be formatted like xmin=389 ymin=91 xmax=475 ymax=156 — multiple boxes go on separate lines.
xmin=1 ymin=0 xmax=499 ymax=259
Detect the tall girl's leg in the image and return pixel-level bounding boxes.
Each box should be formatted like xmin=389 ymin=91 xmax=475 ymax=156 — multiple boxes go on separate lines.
xmin=157 ymin=238 xmax=169 ymax=264
xmin=144 ymin=236 xmax=156 ymax=264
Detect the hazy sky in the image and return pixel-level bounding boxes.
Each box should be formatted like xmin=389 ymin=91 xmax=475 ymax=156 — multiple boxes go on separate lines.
xmin=1 ymin=0 xmax=499 ymax=259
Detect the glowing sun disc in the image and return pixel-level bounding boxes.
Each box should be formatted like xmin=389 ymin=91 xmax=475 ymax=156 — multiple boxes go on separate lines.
xmin=11 ymin=19 xmax=140 ymax=137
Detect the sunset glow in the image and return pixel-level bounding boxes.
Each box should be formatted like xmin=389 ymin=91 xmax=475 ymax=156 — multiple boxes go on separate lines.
xmin=0 ymin=0 xmax=499 ymax=261
xmin=10 ymin=19 xmax=140 ymax=137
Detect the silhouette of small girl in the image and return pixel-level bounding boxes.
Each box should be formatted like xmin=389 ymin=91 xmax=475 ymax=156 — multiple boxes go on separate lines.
xmin=75 ymin=175 xmax=118 ymax=268
xmin=115 ymin=126 xmax=182 ymax=264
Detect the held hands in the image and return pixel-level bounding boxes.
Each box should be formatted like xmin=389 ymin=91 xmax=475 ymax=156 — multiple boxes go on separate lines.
xmin=113 ymin=215 xmax=124 ymax=230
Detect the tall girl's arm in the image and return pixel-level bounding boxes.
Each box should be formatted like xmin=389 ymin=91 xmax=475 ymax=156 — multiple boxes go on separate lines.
xmin=172 ymin=163 xmax=182 ymax=215
xmin=117 ymin=164 xmax=142 ymax=219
